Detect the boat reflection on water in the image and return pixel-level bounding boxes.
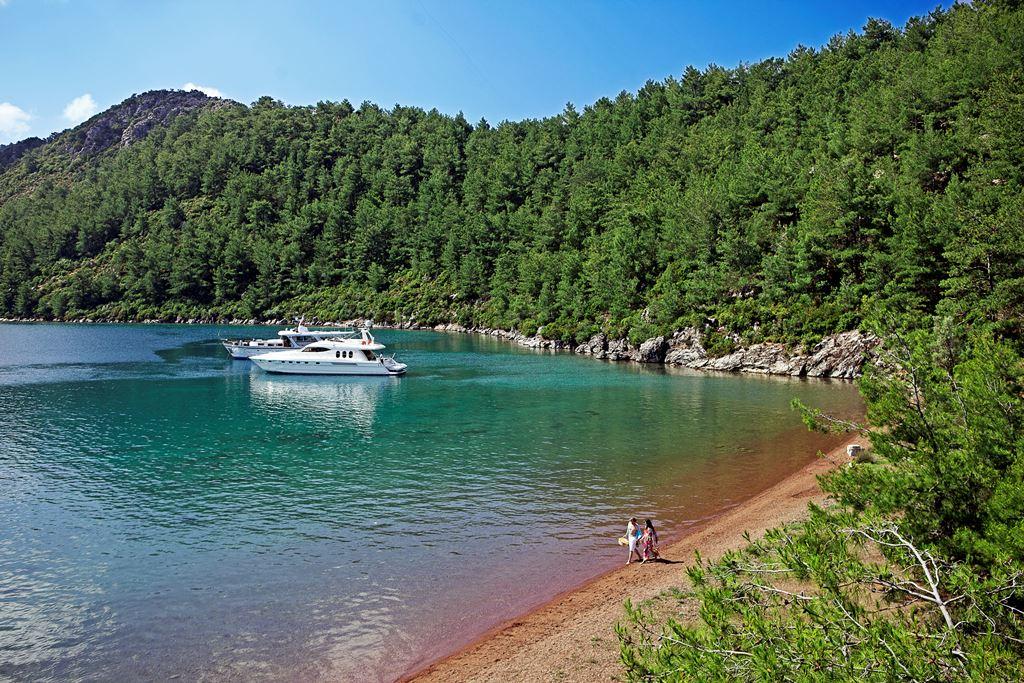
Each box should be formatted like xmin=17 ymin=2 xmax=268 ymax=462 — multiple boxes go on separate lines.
xmin=247 ymin=373 xmax=398 ymax=437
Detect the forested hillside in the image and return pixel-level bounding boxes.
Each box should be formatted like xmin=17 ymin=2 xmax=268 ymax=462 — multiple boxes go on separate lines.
xmin=1 ymin=2 xmax=1022 ymax=349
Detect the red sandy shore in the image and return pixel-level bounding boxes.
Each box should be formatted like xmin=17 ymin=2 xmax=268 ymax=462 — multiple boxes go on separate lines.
xmin=405 ymin=434 xmax=859 ymax=683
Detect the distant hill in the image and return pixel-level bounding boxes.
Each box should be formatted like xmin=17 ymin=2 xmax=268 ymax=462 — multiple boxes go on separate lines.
xmin=0 ymin=3 xmax=1021 ymax=350
xmin=0 ymin=90 xmax=233 ymax=197
xmin=55 ymin=89 xmax=231 ymax=157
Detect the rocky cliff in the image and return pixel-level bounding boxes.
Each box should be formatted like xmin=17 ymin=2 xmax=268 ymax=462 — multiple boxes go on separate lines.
xmin=571 ymin=328 xmax=877 ymax=379
xmin=0 ymin=136 xmax=46 ymax=172
xmin=0 ymin=89 xmax=232 ymax=174
xmin=57 ymin=89 xmax=232 ymax=159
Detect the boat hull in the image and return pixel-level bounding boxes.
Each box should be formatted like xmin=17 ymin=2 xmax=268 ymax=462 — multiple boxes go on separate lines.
xmin=250 ymin=356 xmax=406 ymax=376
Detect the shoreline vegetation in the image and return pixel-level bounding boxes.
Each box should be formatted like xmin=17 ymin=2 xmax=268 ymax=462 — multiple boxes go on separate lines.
xmin=611 ymin=327 xmax=1024 ymax=680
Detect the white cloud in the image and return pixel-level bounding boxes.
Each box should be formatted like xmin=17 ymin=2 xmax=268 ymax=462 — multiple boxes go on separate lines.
xmin=181 ymin=82 xmax=223 ymax=98
xmin=63 ymin=93 xmax=98 ymax=124
xmin=0 ymin=102 xmax=31 ymax=143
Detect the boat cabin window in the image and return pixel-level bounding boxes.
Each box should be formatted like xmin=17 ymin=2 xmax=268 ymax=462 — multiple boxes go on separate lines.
xmin=303 ymin=346 xmax=329 ymax=352
xmin=364 ymin=350 xmax=376 ymax=360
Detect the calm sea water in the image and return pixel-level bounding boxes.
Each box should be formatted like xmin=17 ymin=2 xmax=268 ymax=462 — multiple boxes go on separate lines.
xmin=0 ymin=323 xmax=861 ymax=681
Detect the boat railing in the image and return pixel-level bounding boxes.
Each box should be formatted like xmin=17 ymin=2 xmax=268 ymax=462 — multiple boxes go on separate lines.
xmin=282 ymin=328 xmax=357 ymax=338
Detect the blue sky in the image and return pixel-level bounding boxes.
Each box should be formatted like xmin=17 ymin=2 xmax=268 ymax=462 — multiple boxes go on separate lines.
xmin=1 ymin=0 xmax=944 ymax=144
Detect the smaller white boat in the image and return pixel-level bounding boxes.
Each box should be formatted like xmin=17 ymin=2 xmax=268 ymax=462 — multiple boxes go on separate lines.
xmin=222 ymin=321 xmax=354 ymax=359
xmin=250 ymin=328 xmax=407 ymax=376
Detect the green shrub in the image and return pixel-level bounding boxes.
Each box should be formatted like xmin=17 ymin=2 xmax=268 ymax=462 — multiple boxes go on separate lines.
xmin=620 ymin=321 xmax=1024 ymax=680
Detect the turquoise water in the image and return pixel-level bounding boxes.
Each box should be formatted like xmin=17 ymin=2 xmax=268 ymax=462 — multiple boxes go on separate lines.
xmin=0 ymin=323 xmax=861 ymax=681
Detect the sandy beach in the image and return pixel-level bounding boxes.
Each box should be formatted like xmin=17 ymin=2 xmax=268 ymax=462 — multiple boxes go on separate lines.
xmin=407 ymin=434 xmax=859 ymax=682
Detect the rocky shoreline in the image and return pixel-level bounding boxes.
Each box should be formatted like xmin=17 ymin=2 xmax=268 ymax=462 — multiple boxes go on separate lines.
xmin=2 ymin=316 xmax=878 ymax=379
xmin=416 ymin=323 xmax=877 ymax=380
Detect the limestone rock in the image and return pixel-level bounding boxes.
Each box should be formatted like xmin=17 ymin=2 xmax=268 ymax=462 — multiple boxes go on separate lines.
xmin=657 ymin=327 xmax=877 ymax=379
xmin=803 ymin=331 xmax=879 ymax=379
xmin=66 ymin=90 xmax=231 ymax=160
xmin=575 ymin=333 xmax=607 ymax=355
xmin=636 ymin=336 xmax=669 ymax=363
xmin=663 ymin=327 xmax=708 ymax=366
xmin=603 ymin=338 xmax=634 ymax=361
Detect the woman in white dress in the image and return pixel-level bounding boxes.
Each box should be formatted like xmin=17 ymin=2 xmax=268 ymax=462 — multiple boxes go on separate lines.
xmin=626 ymin=517 xmax=643 ymax=564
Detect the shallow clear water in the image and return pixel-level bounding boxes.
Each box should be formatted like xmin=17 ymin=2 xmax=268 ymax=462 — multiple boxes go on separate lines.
xmin=0 ymin=323 xmax=861 ymax=681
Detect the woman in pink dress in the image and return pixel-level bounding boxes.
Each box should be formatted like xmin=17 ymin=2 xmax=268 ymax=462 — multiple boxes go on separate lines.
xmin=640 ymin=519 xmax=660 ymax=562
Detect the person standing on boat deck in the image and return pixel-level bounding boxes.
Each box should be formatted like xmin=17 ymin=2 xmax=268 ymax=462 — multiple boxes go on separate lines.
xmin=626 ymin=517 xmax=643 ymax=564
xmin=641 ymin=519 xmax=660 ymax=562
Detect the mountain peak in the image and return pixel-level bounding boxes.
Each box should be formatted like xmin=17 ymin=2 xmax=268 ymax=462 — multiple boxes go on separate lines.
xmin=0 ymin=89 xmax=235 ymax=172
xmin=62 ymin=89 xmax=235 ymax=157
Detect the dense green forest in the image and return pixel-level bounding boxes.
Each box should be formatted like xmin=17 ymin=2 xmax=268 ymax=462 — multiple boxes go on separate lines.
xmin=1 ymin=2 xmax=1022 ymax=351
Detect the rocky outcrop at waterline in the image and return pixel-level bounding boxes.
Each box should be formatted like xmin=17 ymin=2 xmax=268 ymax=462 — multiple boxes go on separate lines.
xmin=405 ymin=322 xmax=878 ymax=379
xmin=565 ymin=328 xmax=877 ymax=379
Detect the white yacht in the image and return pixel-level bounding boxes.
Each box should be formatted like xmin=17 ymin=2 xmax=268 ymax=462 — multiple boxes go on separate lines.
xmin=222 ymin=322 xmax=354 ymax=359
xmin=250 ymin=328 xmax=407 ymax=376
